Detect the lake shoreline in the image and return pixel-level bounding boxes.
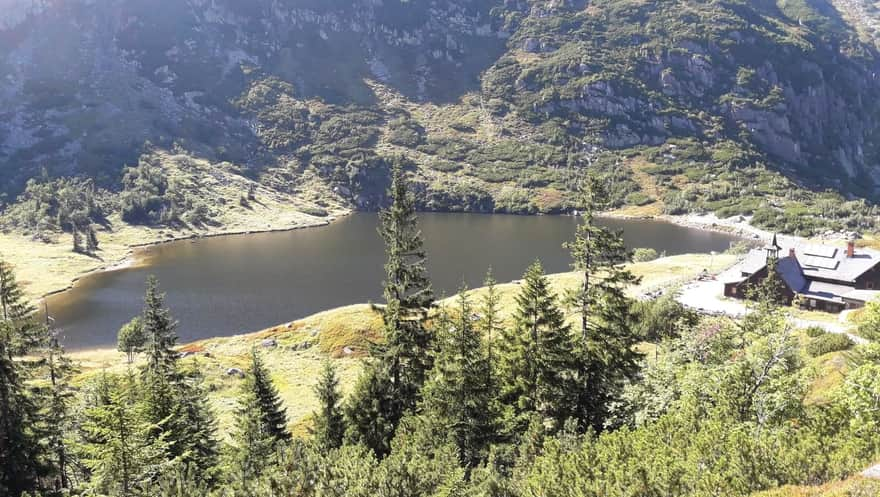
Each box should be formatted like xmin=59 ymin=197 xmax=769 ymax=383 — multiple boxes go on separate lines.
xmin=38 ymin=209 xmax=765 ymax=304
xmin=38 ymin=215 xmax=345 ymax=301
xmin=67 ymin=252 xmax=738 ymax=356
xmin=601 ymin=211 xmax=771 ymax=242
xmin=48 ymin=212 xmax=747 ymax=350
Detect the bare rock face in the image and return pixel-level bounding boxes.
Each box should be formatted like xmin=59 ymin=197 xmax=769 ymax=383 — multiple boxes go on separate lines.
xmin=0 ymin=0 xmax=506 ymax=192
xmin=3 ymin=0 xmax=880 ymax=205
xmin=225 ymin=367 xmax=244 ymax=377
xmin=522 ymin=20 xmax=880 ymax=193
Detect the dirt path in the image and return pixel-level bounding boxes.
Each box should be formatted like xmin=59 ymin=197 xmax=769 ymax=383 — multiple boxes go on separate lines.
xmin=677 ymin=278 xmax=869 ymax=344
xmin=862 ymin=463 xmax=880 ymax=480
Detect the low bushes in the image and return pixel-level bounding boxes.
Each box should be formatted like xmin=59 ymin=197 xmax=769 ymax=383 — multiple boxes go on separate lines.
xmin=806 ymin=332 xmax=853 ymax=357
xmin=804 ymin=326 xmax=826 ymax=338
xmin=632 ymin=247 xmax=660 ymax=262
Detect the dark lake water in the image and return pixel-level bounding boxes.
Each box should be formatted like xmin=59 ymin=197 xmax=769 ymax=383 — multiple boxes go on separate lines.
xmin=48 ymin=213 xmax=740 ymax=349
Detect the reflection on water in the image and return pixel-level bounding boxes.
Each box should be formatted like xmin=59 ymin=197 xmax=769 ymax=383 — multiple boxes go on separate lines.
xmin=48 ymin=213 xmax=740 ymax=349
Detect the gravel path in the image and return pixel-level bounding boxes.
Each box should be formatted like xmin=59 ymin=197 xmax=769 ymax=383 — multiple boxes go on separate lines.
xmin=678 ymin=280 xmax=747 ymax=318
xmin=676 ymin=279 xmax=869 ymax=345
xmin=862 ymin=463 xmax=880 ymax=480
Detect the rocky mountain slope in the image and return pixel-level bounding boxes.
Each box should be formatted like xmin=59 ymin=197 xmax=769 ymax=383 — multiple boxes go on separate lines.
xmin=3 ymin=0 xmax=880 ymax=235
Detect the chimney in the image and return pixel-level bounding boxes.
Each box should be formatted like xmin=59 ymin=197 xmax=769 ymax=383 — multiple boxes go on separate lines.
xmin=847 ymin=240 xmax=855 ymax=258
xmin=789 ymin=248 xmax=796 ymax=259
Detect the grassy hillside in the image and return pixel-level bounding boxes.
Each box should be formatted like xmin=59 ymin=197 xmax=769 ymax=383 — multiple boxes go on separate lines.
xmin=0 ymin=150 xmax=347 ymax=299
xmin=61 ymin=251 xmax=880 ymax=494
xmin=67 ymin=254 xmax=731 ymax=429
xmin=5 ymin=1 xmax=880 ymax=301
xmin=60 ymin=252 xmax=785 ymax=433
xmin=3 ymin=0 xmax=880 ymax=246
xmin=69 ymin=303 xmax=380 ymax=437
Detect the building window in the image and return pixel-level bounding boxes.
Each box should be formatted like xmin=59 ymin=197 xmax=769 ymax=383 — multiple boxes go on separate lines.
xmin=731 ymin=287 xmax=737 ymax=295
xmin=868 ymin=282 xmax=875 ymax=290
xmin=810 ymin=299 xmax=817 ymax=308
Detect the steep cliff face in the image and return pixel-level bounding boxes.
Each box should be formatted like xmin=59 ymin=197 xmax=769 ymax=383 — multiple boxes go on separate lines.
xmin=0 ymin=0 xmax=505 ymax=193
xmin=493 ymin=0 xmax=880 ymax=194
xmin=2 ymin=0 xmax=880 ymax=229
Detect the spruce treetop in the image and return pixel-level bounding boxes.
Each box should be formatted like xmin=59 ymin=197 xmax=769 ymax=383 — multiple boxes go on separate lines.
xmin=0 ymin=259 xmax=45 ymax=355
xmin=246 ymin=348 xmax=290 ymax=443
xmin=142 ymin=276 xmax=179 ymax=375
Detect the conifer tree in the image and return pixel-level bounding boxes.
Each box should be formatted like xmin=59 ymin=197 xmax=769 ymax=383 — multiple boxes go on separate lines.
xmin=133 ymin=277 xmax=220 ymax=484
xmin=0 ymin=260 xmax=44 ymax=496
xmin=80 ymin=371 xmax=168 ymax=497
xmin=347 ymin=159 xmax=434 ymax=455
xmin=230 ymin=384 xmax=276 ymax=482
xmin=497 ymin=261 xmax=573 ymax=433
xmin=37 ymin=328 xmax=77 ymax=493
xmin=247 ymin=348 xmax=290 ymax=443
xmin=230 ymin=350 xmax=289 ymax=482
xmin=564 ymin=175 xmax=641 ymax=431
xmin=177 ymin=363 xmax=219 ymax=483
xmin=344 ymin=364 xmax=400 ymax=457
xmin=72 ymin=226 xmax=83 ymax=253
xmin=310 ymin=361 xmax=345 ymax=451
xmin=139 ymin=276 xmax=186 ymax=465
xmin=141 ymin=368 xmax=182 ymax=463
xmin=742 ymin=256 xmax=788 ymax=333
xmin=423 ymin=289 xmax=496 ymax=468
xmin=477 ymin=269 xmax=502 ymax=379
xmin=0 ymin=320 xmax=40 ymax=496
xmin=378 ymin=160 xmax=435 ymax=403
xmin=142 ymin=276 xmax=179 ymax=375
xmin=0 ymin=260 xmax=45 ymax=354
xmin=86 ymin=224 xmax=99 ymax=253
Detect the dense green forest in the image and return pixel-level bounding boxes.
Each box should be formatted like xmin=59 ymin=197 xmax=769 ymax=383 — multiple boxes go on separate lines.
xmin=2 ymin=167 xmax=880 ymax=497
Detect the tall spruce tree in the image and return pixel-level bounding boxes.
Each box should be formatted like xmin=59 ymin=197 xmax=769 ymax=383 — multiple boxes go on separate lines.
xmin=310 ymin=361 xmax=345 ymax=451
xmin=86 ymin=224 xmax=100 ymax=253
xmin=423 ymin=289 xmax=497 ymax=468
xmin=37 ymin=326 xmax=77 ymax=493
xmin=0 ymin=260 xmax=44 ymax=496
xmin=378 ymin=159 xmax=435 ymax=402
xmin=230 ymin=350 xmax=289 ymax=482
xmin=247 ymin=348 xmax=290 ymax=443
xmin=139 ymin=276 xmax=186 ymax=465
xmin=497 ymin=261 xmax=573 ymax=433
xmin=0 ymin=320 xmax=40 ymax=496
xmin=80 ymin=371 xmax=168 ymax=497
xmin=344 ymin=364 xmax=400 ymax=457
xmin=142 ymin=276 xmax=178 ymax=375
xmin=0 ymin=260 xmax=45 ymax=354
xmin=477 ymin=269 xmax=502 ymax=380
xmin=346 ymin=159 xmax=434 ymax=455
xmin=133 ymin=276 xmax=220 ymax=484
xmin=564 ymin=175 xmax=641 ymax=431
xmin=72 ymin=226 xmax=83 ymax=253
xmin=230 ymin=384 xmax=276 ymax=482
xmin=177 ymin=363 xmax=220 ymax=483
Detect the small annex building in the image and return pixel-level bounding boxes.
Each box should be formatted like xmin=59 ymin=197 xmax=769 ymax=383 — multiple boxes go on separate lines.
xmin=723 ymin=235 xmax=880 ymax=313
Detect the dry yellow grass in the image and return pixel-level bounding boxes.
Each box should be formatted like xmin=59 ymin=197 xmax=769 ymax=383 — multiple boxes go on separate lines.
xmin=70 ymin=303 xmax=383 ymax=437
xmin=750 ymin=474 xmax=880 ymax=497
xmin=608 ymin=158 xmax=665 ymax=218
xmin=855 ymin=236 xmax=880 ymax=251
